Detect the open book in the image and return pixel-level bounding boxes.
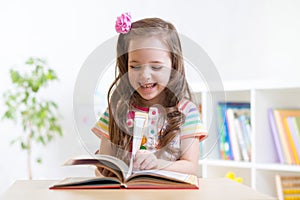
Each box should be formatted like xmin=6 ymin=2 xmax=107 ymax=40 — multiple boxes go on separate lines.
xmin=49 ymin=154 xmax=199 ymax=189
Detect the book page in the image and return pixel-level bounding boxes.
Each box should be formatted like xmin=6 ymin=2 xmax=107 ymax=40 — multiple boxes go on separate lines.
xmin=64 ymin=154 xmax=129 ymax=182
xmin=128 ymin=170 xmax=199 ymax=186
xmin=94 ymin=154 xmax=129 ymax=172
xmin=49 ymin=177 xmax=122 ymax=189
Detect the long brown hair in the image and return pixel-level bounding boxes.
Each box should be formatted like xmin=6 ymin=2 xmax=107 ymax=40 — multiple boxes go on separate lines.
xmin=108 ymin=18 xmax=192 ymax=155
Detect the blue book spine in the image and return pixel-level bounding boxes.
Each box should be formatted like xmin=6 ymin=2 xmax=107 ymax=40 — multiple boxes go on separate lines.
xmin=218 ymin=102 xmax=251 ymax=161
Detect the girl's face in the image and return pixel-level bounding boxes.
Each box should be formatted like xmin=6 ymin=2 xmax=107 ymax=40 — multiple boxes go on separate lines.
xmin=128 ymin=37 xmax=172 ymax=105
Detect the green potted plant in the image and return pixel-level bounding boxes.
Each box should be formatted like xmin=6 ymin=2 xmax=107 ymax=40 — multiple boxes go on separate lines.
xmin=2 ymin=57 xmax=63 ymax=179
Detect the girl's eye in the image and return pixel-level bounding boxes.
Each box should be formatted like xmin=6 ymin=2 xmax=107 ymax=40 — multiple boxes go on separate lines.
xmin=130 ymin=66 xmax=141 ymax=70
xmin=129 ymin=65 xmax=163 ymax=70
xmin=151 ymin=66 xmax=163 ymax=70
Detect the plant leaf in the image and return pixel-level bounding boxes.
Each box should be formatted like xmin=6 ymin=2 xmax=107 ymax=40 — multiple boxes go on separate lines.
xmin=36 ymin=157 xmax=42 ymax=164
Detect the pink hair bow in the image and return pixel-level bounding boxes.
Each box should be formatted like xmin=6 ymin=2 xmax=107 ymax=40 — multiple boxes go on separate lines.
xmin=115 ymin=12 xmax=132 ymax=34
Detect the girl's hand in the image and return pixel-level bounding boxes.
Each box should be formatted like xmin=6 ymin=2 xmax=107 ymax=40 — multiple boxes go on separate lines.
xmin=95 ymin=167 xmax=117 ymax=177
xmin=134 ymin=150 xmax=158 ymax=170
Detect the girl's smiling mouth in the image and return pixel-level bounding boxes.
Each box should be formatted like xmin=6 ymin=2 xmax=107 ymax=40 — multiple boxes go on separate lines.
xmin=139 ymin=83 xmax=157 ymax=89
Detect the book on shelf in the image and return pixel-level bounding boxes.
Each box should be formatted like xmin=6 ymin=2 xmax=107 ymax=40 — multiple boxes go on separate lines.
xmin=268 ymin=109 xmax=285 ymax=164
xmin=268 ymin=109 xmax=300 ymax=165
xmin=238 ymin=114 xmax=252 ymax=159
xmin=217 ymin=102 xmax=251 ymax=161
xmin=286 ymin=117 xmax=300 ymax=165
xmin=295 ymin=117 xmax=300 ymax=133
xmin=233 ymin=109 xmax=251 ymax=162
xmin=226 ymin=108 xmax=242 ymax=161
xmin=217 ymin=103 xmax=232 ymax=160
xmin=49 ymin=154 xmax=199 ymax=190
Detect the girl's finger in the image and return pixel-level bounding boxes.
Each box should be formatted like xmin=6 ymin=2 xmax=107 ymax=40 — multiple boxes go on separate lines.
xmin=140 ymin=155 xmax=156 ymax=170
xmin=102 ymin=169 xmax=111 ymax=176
xmin=139 ymin=160 xmax=150 ymax=170
xmin=107 ymin=171 xmax=116 ymax=177
xmin=102 ymin=168 xmax=117 ymax=177
xmin=95 ymin=168 xmax=103 ymax=177
xmin=133 ymin=154 xmax=145 ymax=169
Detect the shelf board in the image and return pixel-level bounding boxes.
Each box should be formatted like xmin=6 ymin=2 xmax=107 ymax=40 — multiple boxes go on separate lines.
xmin=255 ymin=163 xmax=300 ymax=172
xmin=199 ymin=159 xmax=252 ymax=169
xmin=199 ymin=159 xmax=300 ymax=172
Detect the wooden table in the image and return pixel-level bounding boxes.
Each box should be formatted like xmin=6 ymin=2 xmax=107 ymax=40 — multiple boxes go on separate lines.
xmin=1 ymin=178 xmax=277 ymax=200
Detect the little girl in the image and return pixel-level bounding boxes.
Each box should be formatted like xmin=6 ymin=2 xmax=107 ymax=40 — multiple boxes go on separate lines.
xmin=92 ymin=13 xmax=207 ymax=176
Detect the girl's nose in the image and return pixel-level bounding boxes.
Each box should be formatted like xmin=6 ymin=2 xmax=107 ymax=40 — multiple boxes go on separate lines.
xmin=140 ymin=66 xmax=151 ymax=80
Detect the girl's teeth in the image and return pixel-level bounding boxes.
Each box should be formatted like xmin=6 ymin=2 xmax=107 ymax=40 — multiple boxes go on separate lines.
xmin=142 ymin=83 xmax=154 ymax=88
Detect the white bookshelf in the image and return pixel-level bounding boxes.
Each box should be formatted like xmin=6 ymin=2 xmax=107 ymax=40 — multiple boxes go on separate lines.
xmin=197 ymin=84 xmax=300 ymax=198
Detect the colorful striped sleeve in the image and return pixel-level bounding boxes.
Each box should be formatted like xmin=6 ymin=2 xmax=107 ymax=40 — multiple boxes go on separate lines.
xmin=91 ymin=108 xmax=110 ymax=139
xmin=178 ymin=99 xmax=208 ymax=141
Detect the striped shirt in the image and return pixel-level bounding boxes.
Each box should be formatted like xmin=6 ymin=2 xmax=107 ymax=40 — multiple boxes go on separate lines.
xmin=92 ymin=99 xmax=207 ymax=161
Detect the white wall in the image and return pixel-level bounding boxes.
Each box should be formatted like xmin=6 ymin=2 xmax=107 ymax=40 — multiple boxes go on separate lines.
xmin=1 ymin=0 xmax=300 ymax=194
